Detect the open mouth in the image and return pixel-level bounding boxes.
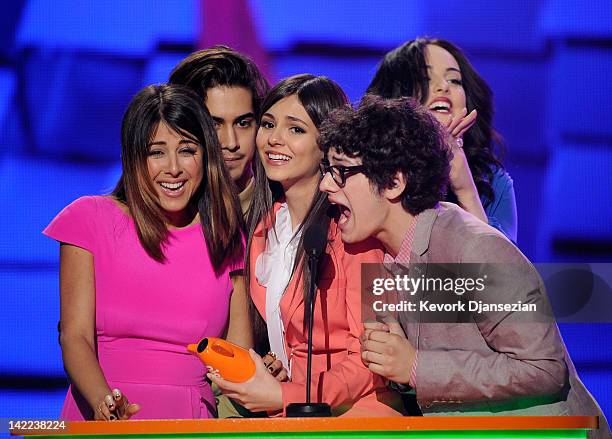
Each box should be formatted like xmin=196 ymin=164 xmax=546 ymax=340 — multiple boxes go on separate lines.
xmin=329 ymin=201 xmax=352 ymax=230
xmin=158 ymin=181 xmax=186 ymax=195
xmin=266 ymin=152 xmax=292 ymax=163
xmin=428 ymin=99 xmax=452 ymax=114
xmin=338 ymin=205 xmax=351 ymax=227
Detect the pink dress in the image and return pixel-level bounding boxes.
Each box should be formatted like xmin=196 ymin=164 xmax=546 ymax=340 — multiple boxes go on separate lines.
xmin=43 ymin=196 xmax=242 ymax=420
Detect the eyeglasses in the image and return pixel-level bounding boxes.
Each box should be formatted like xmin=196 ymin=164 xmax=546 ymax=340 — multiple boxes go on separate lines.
xmin=319 ymin=162 xmax=365 ymax=187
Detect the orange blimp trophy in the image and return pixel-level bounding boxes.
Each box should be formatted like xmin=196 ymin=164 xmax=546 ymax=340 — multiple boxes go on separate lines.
xmin=187 ymin=337 xmax=256 ymax=383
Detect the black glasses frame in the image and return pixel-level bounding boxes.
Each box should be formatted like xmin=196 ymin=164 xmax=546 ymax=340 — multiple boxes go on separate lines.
xmin=319 ymin=163 xmax=365 ymax=187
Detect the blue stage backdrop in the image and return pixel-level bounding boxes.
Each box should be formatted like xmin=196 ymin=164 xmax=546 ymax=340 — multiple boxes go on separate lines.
xmin=1 ymin=0 xmax=611 ymax=421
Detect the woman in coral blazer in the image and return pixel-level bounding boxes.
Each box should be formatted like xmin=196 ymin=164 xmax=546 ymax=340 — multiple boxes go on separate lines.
xmin=210 ymin=74 xmax=402 ymax=416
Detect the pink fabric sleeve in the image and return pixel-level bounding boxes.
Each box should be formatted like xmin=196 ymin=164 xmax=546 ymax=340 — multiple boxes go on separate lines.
xmin=228 ymin=231 xmax=246 ymax=274
xmin=43 ymin=196 xmax=100 ymax=253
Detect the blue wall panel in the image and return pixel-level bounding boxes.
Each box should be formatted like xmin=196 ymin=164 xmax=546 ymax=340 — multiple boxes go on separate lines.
xmin=548 ymin=47 xmax=612 ymax=140
xmin=16 ymin=0 xmax=197 ymax=54
xmin=273 ymin=55 xmax=382 ymax=103
xmin=0 ymin=158 xmax=120 ymax=264
xmin=251 ymin=0 xmax=424 ymax=50
xmin=22 ymin=50 xmax=144 ymax=160
xmin=0 ymin=270 xmax=63 ymax=376
xmin=425 ymin=0 xmax=547 ymax=53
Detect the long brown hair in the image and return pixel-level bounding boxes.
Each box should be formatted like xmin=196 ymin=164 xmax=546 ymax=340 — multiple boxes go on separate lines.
xmin=246 ymin=74 xmax=348 ymax=343
xmin=113 ymin=84 xmax=243 ymax=274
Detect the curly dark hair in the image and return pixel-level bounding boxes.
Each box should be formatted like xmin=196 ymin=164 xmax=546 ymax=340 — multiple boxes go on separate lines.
xmin=319 ymin=95 xmax=451 ymax=215
xmin=367 ymin=37 xmax=503 ymax=208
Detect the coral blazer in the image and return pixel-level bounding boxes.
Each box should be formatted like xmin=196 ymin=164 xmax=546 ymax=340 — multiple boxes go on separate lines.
xmin=249 ymin=203 xmax=402 ymax=416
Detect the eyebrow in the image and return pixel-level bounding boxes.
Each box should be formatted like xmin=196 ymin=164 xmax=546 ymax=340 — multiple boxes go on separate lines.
xmin=330 ymin=154 xmax=351 ymax=164
xmin=235 ymin=112 xmax=255 ymax=123
xmin=148 ymin=139 xmax=198 ymax=147
xmin=212 ymin=112 xmax=256 ymax=125
xmin=426 ymin=65 xmax=461 ymax=74
xmin=261 ymin=113 xmax=309 ymax=127
xmin=287 ymin=115 xmax=308 ymax=126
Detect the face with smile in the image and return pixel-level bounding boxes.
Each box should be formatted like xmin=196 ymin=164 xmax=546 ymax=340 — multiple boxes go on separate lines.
xmin=319 ymin=148 xmax=389 ymax=244
xmin=205 ymin=86 xmax=256 ymax=191
xmin=423 ymin=44 xmax=467 ymax=125
xmin=147 ymin=121 xmax=204 ymax=227
xmin=257 ymin=95 xmax=322 ymax=192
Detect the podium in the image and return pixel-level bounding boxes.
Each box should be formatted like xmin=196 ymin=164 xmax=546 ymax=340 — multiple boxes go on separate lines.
xmin=10 ymin=416 xmax=598 ymax=438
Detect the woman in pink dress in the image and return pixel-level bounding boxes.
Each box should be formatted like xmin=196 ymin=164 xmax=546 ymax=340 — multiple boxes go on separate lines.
xmin=43 ymin=84 xmax=248 ymax=420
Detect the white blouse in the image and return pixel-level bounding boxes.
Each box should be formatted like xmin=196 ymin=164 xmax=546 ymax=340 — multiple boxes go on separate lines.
xmin=255 ymin=203 xmax=301 ymax=377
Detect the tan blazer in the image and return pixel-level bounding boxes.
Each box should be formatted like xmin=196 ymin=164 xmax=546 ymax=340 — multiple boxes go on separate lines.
xmin=398 ymin=202 xmax=609 ymax=438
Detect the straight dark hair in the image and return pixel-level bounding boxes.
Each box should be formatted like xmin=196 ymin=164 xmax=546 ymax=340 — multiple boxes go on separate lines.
xmin=169 ymin=45 xmax=269 ymax=116
xmin=367 ymin=37 xmax=503 ymax=208
xmin=112 ymin=84 xmax=243 ymax=274
xmin=246 ymin=74 xmax=348 ymax=343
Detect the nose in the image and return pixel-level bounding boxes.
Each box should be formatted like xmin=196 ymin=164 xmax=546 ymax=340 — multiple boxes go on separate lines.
xmin=220 ymin=125 xmax=239 ymax=153
xmin=267 ymin=125 xmax=284 ymax=147
xmin=433 ymin=77 xmax=449 ymax=94
xmin=319 ymin=171 xmax=338 ymax=194
xmin=166 ymin=152 xmax=182 ymax=176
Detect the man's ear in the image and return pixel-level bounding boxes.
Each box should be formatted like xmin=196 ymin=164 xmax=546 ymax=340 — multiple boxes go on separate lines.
xmin=382 ymin=171 xmax=407 ymax=201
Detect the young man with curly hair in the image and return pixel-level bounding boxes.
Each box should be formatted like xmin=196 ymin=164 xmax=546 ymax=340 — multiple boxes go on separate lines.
xmin=318 ymin=95 xmax=608 ymax=438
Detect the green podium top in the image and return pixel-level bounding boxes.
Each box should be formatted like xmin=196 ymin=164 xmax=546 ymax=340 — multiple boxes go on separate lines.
xmin=10 ymin=416 xmax=598 ymax=439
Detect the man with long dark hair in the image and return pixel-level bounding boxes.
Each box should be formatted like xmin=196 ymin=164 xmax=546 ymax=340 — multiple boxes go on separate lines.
xmin=170 ymin=45 xmax=269 ymax=216
xmin=170 ymin=46 xmax=273 ymax=418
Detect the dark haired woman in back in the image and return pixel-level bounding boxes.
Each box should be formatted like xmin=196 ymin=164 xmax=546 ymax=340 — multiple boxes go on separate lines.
xmin=44 ymin=84 xmax=249 ymax=420
xmin=368 ymin=37 xmax=517 ymax=241
xmin=210 ymin=74 xmax=402 ymax=417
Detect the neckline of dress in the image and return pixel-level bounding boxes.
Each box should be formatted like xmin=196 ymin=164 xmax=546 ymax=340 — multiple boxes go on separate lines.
xmin=102 ymin=196 xmax=201 ymax=233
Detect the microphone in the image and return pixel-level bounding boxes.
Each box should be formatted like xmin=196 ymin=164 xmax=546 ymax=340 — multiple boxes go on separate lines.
xmin=286 ymin=224 xmax=332 ymax=417
xmin=304 ymin=223 xmax=327 ymax=258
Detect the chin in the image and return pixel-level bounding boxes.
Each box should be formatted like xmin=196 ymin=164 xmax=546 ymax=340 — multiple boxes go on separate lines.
xmin=160 ymin=204 xmax=189 ymax=214
xmin=229 ymin=164 xmax=246 ymax=181
xmin=339 ymin=230 xmax=358 ymax=244
xmin=263 ymin=169 xmax=288 ymax=184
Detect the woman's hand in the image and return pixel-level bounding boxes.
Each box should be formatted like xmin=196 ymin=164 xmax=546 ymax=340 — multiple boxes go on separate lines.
xmin=93 ymin=388 xmax=140 ymax=421
xmin=442 ymin=108 xmax=477 ymax=194
xmin=262 ymin=352 xmax=289 ymax=382
xmin=209 ymin=349 xmax=284 ymax=412
xmin=431 ymin=108 xmax=488 ymax=223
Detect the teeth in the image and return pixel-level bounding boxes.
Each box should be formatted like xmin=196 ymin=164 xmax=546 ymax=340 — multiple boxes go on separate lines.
xmin=268 ymin=153 xmax=291 ymax=161
xmin=429 ymin=101 xmax=450 ymax=112
xmin=339 ymin=206 xmax=350 ymax=225
xmin=160 ymin=181 xmax=185 ymax=190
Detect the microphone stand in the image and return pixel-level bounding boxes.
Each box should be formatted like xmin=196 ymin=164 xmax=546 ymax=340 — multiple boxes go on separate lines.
xmin=286 ymin=232 xmax=332 ymax=417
